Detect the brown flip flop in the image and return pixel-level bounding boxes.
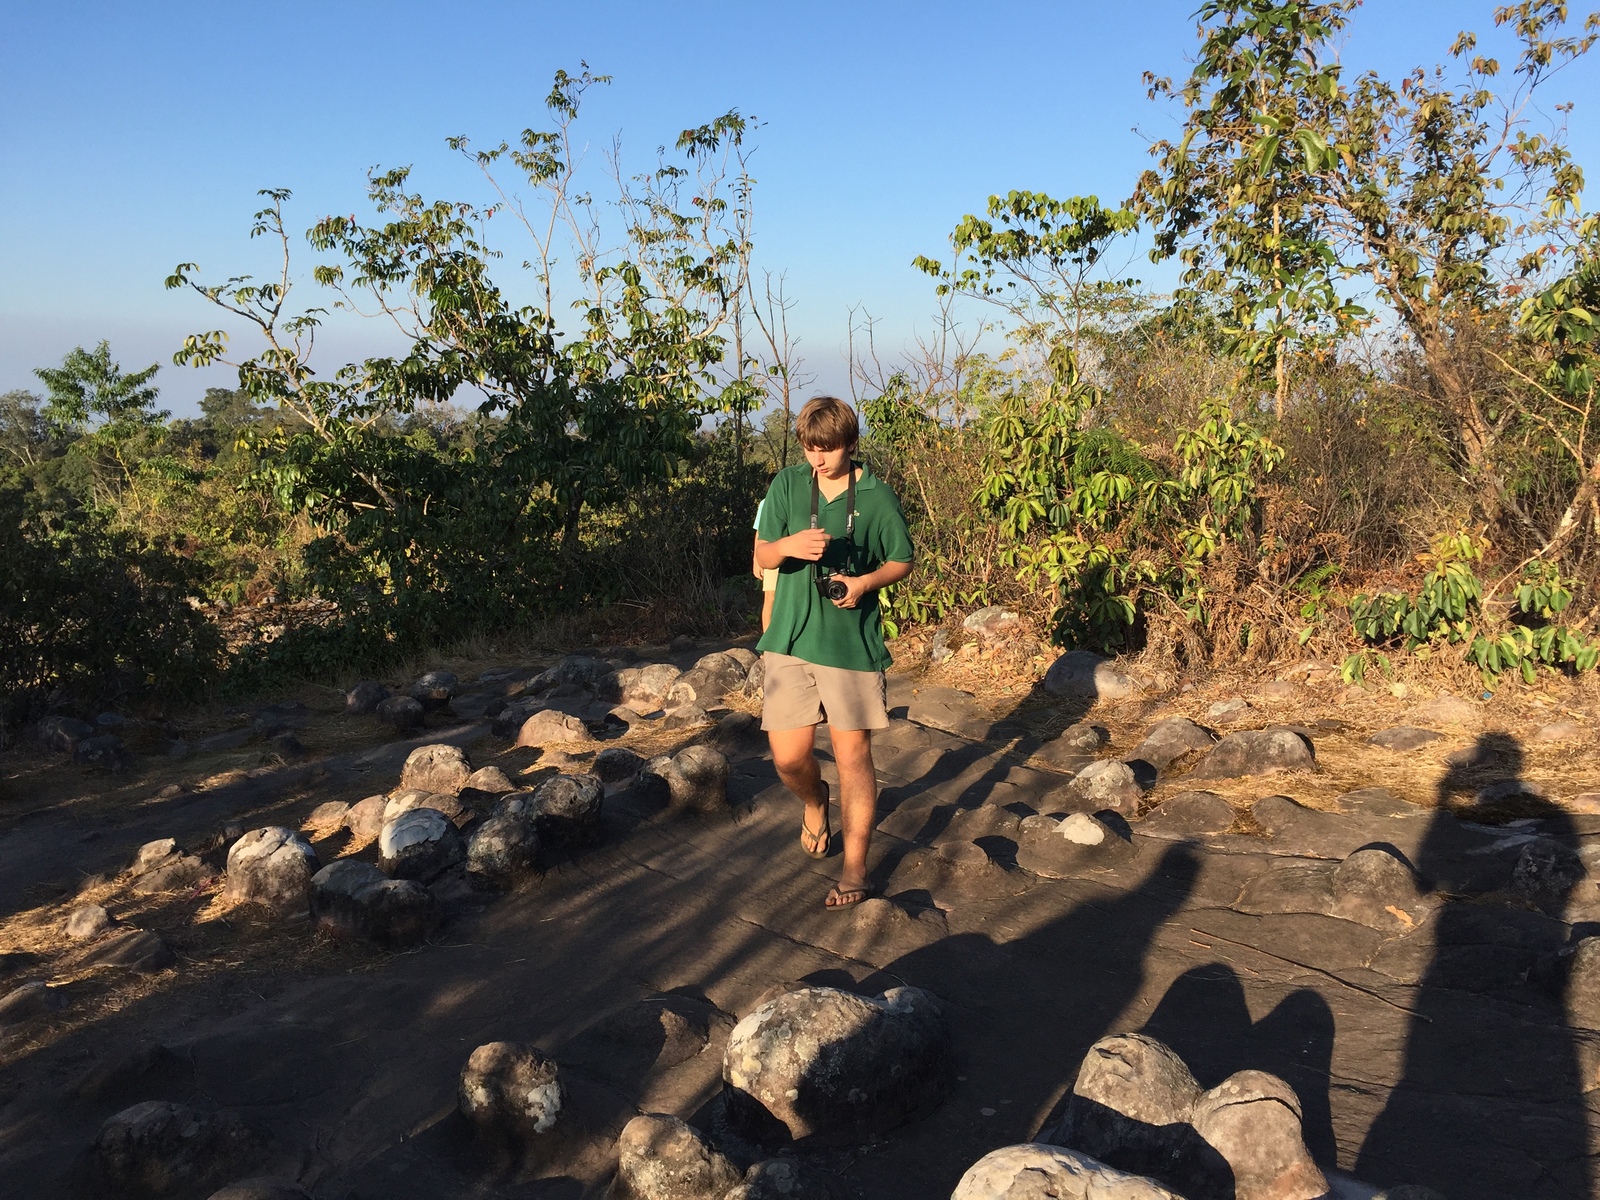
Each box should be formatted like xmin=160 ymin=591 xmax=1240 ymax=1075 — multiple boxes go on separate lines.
xmin=824 ymin=883 xmax=872 ymax=910
xmin=800 ymin=782 xmax=831 ymax=859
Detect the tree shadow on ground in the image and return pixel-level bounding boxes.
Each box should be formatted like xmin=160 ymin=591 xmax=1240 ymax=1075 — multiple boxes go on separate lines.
xmin=1355 ymin=732 xmax=1592 ymax=1200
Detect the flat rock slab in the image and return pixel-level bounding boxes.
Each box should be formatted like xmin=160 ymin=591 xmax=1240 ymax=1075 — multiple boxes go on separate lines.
xmin=906 ymin=688 xmax=1025 ymax=742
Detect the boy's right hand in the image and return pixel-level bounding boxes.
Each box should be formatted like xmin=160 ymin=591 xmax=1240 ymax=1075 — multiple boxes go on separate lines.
xmin=784 ymin=529 xmax=832 ymax=562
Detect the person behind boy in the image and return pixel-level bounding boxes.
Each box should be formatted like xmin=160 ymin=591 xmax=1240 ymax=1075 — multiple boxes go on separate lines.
xmin=754 ymin=396 xmax=912 ymax=908
xmin=752 ymin=498 xmax=778 ymax=631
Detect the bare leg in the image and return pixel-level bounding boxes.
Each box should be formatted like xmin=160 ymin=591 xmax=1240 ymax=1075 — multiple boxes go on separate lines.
xmin=768 ymin=725 xmax=827 ymax=848
xmin=827 ymin=727 xmax=876 ymax=896
xmin=761 ymin=590 xmax=776 ymax=632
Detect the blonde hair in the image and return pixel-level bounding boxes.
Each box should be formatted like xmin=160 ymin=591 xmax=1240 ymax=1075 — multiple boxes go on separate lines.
xmin=795 ymin=395 xmax=859 ymax=451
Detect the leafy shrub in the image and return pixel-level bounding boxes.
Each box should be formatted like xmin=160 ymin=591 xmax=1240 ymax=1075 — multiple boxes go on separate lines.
xmin=0 ymin=485 xmax=223 ymax=729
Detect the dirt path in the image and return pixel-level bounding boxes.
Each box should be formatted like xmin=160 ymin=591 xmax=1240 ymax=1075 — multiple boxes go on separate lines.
xmin=2 ymin=653 xmax=1598 ymax=1198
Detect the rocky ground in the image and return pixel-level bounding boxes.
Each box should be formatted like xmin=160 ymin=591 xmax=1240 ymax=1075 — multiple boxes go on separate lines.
xmin=2 ymin=623 xmax=1599 ymax=1199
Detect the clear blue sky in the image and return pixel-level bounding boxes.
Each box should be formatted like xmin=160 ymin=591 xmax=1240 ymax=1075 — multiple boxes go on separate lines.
xmin=3 ymin=1 xmax=1596 ymax=414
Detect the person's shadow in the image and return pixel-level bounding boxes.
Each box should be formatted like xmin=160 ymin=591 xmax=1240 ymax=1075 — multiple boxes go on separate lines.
xmin=1355 ymin=733 xmax=1592 ymax=1199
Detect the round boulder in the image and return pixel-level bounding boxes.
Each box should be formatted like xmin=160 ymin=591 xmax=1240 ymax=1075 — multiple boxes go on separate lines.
xmin=398 ymin=743 xmax=472 ymax=795
xmin=1042 ymin=650 xmax=1138 ymax=701
xmin=375 ymin=694 xmax=425 ymax=732
xmin=1513 ymin=839 xmax=1586 ymax=913
xmin=344 ymin=681 xmax=388 ymax=715
xmin=611 ymin=1113 xmax=741 ymax=1200
xmin=458 ymin=1042 xmax=564 ymax=1138
xmin=310 ymin=860 xmax=440 ymax=949
xmin=605 ymin=662 xmax=683 ymax=713
xmin=1049 ymin=1033 xmax=1200 ymax=1172
xmin=1017 ymin=812 xmax=1135 ymax=878
xmin=723 ymin=985 xmax=952 ymax=1144
xmin=1330 ymin=848 xmax=1427 ymax=932
xmin=95 ymin=1101 xmax=254 ymax=1194
xmin=344 ymin=795 xmax=388 ymax=843
xmin=1188 ymin=728 xmax=1314 ymax=780
xmin=531 ymin=773 xmax=605 ymax=848
xmin=952 ymin=1144 xmax=1182 ymax=1200
xmin=1189 ymin=1071 xmax=1327 ymax=1200
xmin=463 ymin=764 xmax=516 ymax=794
xmin=466 ymin=793 xmax=541 ymax=885
xmin=1070 ymin=759 xmax=1143 ymax=811
xmin=594 ymin=746 xmax=646 ymax=783
xmin=408 ymin=670 xmax=457 ymax=709
xmin=222 ymin=828 xmax=320 ymax=917
xmin=378 ymin=809 xmax=465 ymax=882
xmin=66 ymin=904 xmax=114 ymax=941
xmin=515 ymin=708 xmax=594 ymax=748
xmin=649 ymin=745 xmax=731 ymax=814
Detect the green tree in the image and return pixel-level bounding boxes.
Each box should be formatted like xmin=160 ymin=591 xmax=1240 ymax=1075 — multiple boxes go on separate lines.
xmin=1140 ymin=0 xmax=1598 ymax=523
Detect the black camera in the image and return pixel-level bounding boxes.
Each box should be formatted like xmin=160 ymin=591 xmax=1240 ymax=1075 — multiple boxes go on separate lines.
xmin=816 ymin=570 xmax=848 ymax=601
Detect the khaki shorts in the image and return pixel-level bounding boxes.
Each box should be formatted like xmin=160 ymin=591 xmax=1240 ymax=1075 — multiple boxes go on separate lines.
xmin=761 ymin=652 xmax=889 ymax=732
xmin=761 ymin=567 xmax=779 ymax=593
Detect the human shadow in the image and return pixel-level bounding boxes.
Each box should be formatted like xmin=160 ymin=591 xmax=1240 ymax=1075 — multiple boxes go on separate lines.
xmin=1355 ymin=733 xmax=1591 ymax=1200
xmin=797 ymin=843 xmax=1205 ymax=1197
xmin=1139 ymin=965 xmax=1338 ymax=1167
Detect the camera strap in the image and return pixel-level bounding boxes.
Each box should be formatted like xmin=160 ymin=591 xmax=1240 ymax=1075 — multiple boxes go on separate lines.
xmin=810 ymin=467 xmax=856 ymax=584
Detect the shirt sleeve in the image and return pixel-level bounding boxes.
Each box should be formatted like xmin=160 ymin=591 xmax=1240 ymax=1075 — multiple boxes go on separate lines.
xmin=875 ymin=491 xmax=914 ymax=564
xmin=752 ymin=497 xmax=764 ymax=532
xmin=756 ymin=475 xmax=788 ymax=542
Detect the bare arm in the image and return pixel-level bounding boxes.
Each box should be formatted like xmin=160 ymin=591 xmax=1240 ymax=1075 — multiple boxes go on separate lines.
xmin=831 ymin=559 xmax=913 ymax=609
xmin=755 ymin=529 xmax=830 ymax=570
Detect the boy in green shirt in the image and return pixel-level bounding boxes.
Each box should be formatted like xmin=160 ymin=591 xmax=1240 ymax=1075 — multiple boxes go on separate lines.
xmin=754 ymin=396 xmax=913 ymax=909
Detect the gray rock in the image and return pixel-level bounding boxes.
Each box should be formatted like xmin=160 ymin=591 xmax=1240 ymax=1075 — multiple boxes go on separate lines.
xmin=463 ymin=764 xmax=515 ymax=793
xmin=951 ymin=1144 xmax=1182 ymax=1199
xmin=1032 ymin=723 xmax=1105 ymax=772
xmin=0 ymin=980 xmax=64 ymax=1026
xmin=447 ymin=691 xmax=502 ymax=721
xmin=74 ymin=733 xmax=132 ymax=771
xmin=723 ymin=985 xmax=952 ymax=1144
xmin=531 ymin=773 xmax=605 ymax=847
xmin=1566 ymin=937 xmax=1600 ymax=1028
xmin=516 ymin=708 xmax=595 ymax=747
xmin=459 ymin=1041 xmax=564 ymax=1138
xmin=1051 ymin=1033 xmax=1200 ymax=1178
xmin=95 ymin=1101 xmax=254 ymax=1194
xmin=887 ymin=840 xmax=1023 ymax=902
xmin=1476 ymin=778 xmax=1557 ymax=811
xmin=206 ymin=1180 xmax=314 ymax=1200
xmin=1017 ymin=812 xmax=1135 ymax=878
xmin=310 ymin=860 xmax=440 ymax=949
xmin=541 ymin=654 xmax=613 ymax=692
xmin=745 ymin=658 xmax=764 ymax=694
xmin=375 ymin=694 xmax=424 ymax=732
xmin=1139 ymin=791 xmax=1236 ymax=838
xmin=345 ymin=795 xmax=388 ymax=843
xmin=222 ymin=827 xmax=320 ymax=916
xmin=131 ymin=838 xmax=181 ymax=874
xmin=66 ymin=904 xmax=113 ymax=941
xmin=929 ymin=629 xmax=953 ymax=664
xmin=663 ymin=704 xmax=714 ymax=731
xmin=963 ymin=605 xmax=1022 ymax=640
xmin=647 ymin=745 xmax=731 ymax=814
xmin=492 ymin=699 xmax=540 ymax=738
xmin=1206 ymin=697 xmax=1252 ymax=725
xmin=466 ymin=793 xmax=541 ymax=885
xmin=1187 ymin=728 xmax=1314 ymax=780
xmin=1043 ymin=651 xmax=1138 ymax=701
xmin=1513 ymin=838 xmax=1585 ymax=913
xmin=594 ymin=746 xmax=647 ymax=783
xmin=378 ymin=809 xmax=465 ymax=882
xmin=605 ymin=662 xmax=683 ymax=713
xmin=345 ymin=680 xmax=388 ymax=715
xmin=724 ymin=647 xmax=759 ymax=674
xmin=1189 ymin=1071 xmax=1327 ymax=1200
xmin=726 ymin=1158 xmax=834 ymax=1200
xmin=686 ymin=650 xmax=749 ymax=700
xmin=130 ymin=848 xmax=210 ymax=894
xmin=711 ymin=710 xmax=761 ymax=748
xmin=610 ymin=1113 xmax=742 ymax=1200
xmin=1234 ymin=864 xmax=1336 ymax=917
xmin=408 ymin=669 xmax=457 ymax=709
xmin=1331 ymin=848 xmax=1428 ymax=932
xmin=38 ymin=713 xmax=94 ymax=752
xmin=1411 ymin=693 xmax=1479 ymax=726
xmin=70 ymin=928 xmax=175 ymax=973
xmin=383 ymin=788 xmax=468 ymax=826
xmin=303 ymin=801 xmax=350 ymax=834
xmin=1368 ymin=726 xmax=1443 ymax=752
xmin=398 ymin=743 xmax=472 ymax=795
xmin=1128 ymin=717 xmax=1215 ymax=771
xmin=1533 ymin=719 xmax=1585 ymax=744
xmin=1069 ymin=759 xmax=1143 ymax=811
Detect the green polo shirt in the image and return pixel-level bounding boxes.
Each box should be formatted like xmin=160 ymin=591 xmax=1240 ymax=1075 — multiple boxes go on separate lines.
xmin=755 ymin=461 xmax=914 ymax=672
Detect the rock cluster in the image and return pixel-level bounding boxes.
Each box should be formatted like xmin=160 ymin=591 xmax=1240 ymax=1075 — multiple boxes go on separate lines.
xmin=1049 ymin=1033 xmax=1327 ymax=1200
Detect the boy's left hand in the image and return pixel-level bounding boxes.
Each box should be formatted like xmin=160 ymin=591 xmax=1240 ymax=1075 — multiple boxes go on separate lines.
xmin=829 ymin=575 xmax=869 ymax=609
